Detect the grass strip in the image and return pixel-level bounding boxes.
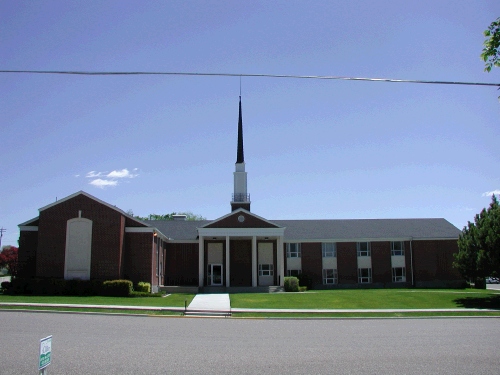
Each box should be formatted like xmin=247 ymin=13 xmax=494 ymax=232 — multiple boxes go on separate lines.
xmin=0 ymin=293 xmax=195 ymax=307
xmin=232 ymin=311 xmax=500 ymax=318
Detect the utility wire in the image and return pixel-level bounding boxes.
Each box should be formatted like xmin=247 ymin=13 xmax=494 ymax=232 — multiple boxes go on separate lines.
xmin=1 ymin=70 xmax=499 ymax=87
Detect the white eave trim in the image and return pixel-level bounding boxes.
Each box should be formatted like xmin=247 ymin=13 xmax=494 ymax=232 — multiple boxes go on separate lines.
xmin=198 ymin=227 xmax=285 ymax=237
xmin=283 ymin=237 xmax=458 ymax=243
xmin=200 ymin=208 xmax=282 ymax=229
xmin=19 ymin=226 xmax=38 ymax=232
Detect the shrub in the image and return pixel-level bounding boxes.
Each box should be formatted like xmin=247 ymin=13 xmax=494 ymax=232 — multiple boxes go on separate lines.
xmin=297 ymin=273 xmax=314 ymax=290
xmin=101 ymin=280 xmax=133 ymax=297
xmin=284 ymin=276 xmax=299 ymax=292
xmin=1 ymin=281 xmax=11 ymax=291
xmin=299 ymin=286 xmax=307 ymax=292
xmin=131 ymin=291 xmax=163 ymax=297
xmin=135 ymin=282 xmax=151 ymax=293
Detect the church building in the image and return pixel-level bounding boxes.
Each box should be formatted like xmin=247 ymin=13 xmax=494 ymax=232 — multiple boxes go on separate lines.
xmin=17 ymin=99 xmax=463 ymax=292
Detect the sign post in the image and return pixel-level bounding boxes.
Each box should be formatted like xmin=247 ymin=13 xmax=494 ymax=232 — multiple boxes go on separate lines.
xmin=39 ymin=335 xmax=52 ymax=375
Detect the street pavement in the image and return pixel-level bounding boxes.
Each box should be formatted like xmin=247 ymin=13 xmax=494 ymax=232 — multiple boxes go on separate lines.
xmin=1 ymin=311 xmax=498 ymax=375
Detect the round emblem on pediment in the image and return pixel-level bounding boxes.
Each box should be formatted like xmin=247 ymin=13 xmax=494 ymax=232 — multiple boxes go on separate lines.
xmin=238 ymin=215 xmax=245 ymax=223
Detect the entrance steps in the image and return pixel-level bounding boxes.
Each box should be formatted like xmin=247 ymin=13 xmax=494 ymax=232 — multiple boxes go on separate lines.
xmin=184 ymin=293 xmax=231 ymax=318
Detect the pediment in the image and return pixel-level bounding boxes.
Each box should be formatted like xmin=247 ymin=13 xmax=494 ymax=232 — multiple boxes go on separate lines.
xmin=202 ymin=209 xmax=281 ymax=229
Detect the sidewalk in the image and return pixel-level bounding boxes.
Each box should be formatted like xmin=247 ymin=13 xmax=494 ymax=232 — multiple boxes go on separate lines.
xmin=0 ymin=302 xmax=497 ymax=314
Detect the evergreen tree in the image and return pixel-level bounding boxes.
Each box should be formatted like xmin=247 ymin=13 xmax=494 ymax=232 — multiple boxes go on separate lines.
xmin=454 ymin=195 xmax=500 ymax=288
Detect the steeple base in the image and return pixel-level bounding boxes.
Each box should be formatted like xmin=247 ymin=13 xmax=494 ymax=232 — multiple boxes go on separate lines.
xmin=231 ymin=202 xmax=251 ymax=212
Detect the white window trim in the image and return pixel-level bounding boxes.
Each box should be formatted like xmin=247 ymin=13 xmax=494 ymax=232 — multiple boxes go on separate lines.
xmin=322 ymin=242 xmax=337 ymax=257
xmin=357 ymin=242 xmax=371 ymax=257
xmin=258 ymin=264 xmax=274 ymax=276
xmin=322 ymin=268 xmax=338 ymax=285
xmin=392 ymin=267 xmax=406 ymax=282
xmin=391 ymin=241 xmax=405 ymax=256
xmin=358 ymin=268 xmax=372 ymax=283
xmin=286 ymin=243 xmax=301 ymax=258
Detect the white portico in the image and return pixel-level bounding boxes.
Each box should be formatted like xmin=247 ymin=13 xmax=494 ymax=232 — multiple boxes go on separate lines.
xmin=197 ymin=209 xmax=285 ymax=288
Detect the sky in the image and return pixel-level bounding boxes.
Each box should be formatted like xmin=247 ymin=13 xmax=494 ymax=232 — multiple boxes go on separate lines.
xmin=1 ymin=1 xmax=499 ymax=247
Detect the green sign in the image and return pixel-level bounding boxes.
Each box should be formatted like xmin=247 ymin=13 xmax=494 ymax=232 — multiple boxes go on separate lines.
xmin=39 ymin=336 xmax=52 ymax=370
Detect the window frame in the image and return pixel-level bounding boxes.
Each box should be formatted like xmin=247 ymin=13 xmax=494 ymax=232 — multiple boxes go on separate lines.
xmin=287 ymin=269 xmax=302 ymax=277
xmin=258 ymin=264 xmax=274 ymax=276
xmin=392 ymin=267 xmax=406 ymax=282
xmin=391 ymin=241 xmax=405 ymax=256
xmin=358 ymin=268 xmax=372 ymax=283
xmin=286 ymin=243 xmax=301 ymax=258
xmin=357 ymin=242 xmax=371 ymax=257
xmin=322 ymin=268 xmax=338 ymax=285
xmin=322 ymin=242 xmax=337 ymax=258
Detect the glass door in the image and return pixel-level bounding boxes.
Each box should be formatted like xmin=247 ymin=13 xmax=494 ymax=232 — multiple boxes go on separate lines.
xmin=207 ymin=264 xmax=223 ymax=286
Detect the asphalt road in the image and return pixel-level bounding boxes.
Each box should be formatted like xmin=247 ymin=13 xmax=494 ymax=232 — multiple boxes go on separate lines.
xmin=0 ymin=311 xmax=499 ymax=375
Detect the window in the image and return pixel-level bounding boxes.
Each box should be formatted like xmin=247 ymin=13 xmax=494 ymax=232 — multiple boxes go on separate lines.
xmin=358 ymin=268 xmax=372 ymax=283
xmin=392 ymin=267 xmax=406 ymax=282
xmin=391 ymin=241 xmax=405 ymax=256
xmin=322 ymin=243 xmax=337 ymax=257
xmin=287 ymin=269 xmax=302 ymax=277
xmin=258 ymin=264 xmax=274 ymax=276
xmin=286 ymin=243 xmax=301 ymax=258
xmin=323 ymin=269 xmax=338 ymax=284
xmin=357 ymin=242 xmax=371 ymax=256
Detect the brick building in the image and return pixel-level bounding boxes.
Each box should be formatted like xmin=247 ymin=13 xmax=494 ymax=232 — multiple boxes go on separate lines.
xmin=17 ymin=98 xmax=463 ymax=292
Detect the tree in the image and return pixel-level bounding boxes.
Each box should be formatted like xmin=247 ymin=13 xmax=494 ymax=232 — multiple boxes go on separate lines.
xmin=481 ymin=17 xmax=500 ymax=72
xmin=134 ymin=212 xmax=206 ymax=221
xmin=454 ymin=195 xmax=500 ymax=288
xmin=0 ymin=246 xmax=18 ymax=276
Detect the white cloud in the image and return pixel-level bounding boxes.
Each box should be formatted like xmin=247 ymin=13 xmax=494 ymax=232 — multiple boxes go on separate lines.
xmin=84 ymin=168 xmax=139 ymax=189
xmin=89 ymin=179 xmax=118 ymax=188
xmin=106 ymin=169 xmax=138 ymax=179
xmin=86 ymin=171 xmax=105 ymax=178
xmin=482 ymin=190 xmax=500 ymax=197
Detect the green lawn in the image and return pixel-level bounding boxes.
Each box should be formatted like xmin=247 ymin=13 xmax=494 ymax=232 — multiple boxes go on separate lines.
xmin=1 ymin=289 xmax=499 ymax=318
xmin=0 ymin=294 xmax=195 ymax=307
xmin=230 ymin=289 xmax=500 ymax=310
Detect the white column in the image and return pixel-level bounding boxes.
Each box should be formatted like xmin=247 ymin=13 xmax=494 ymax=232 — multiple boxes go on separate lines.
xmin=198 ymin=236 xmax=204 ymax=287
xmin=278 ymin=236 xmax=285 ymax=286
xmin=275 ymin=238 xmax=280 ymax=286
xmin=252 ymin=236 xmax=257 ymax=287
xmin=225 ymin=236 xmax=230 ymax=287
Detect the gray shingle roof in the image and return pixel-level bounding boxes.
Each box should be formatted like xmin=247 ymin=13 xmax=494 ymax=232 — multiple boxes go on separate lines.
xmin=145 ymin=218 xmax=460 ymax=241
xmin=272 ymin=218 xmax=460 ymax=241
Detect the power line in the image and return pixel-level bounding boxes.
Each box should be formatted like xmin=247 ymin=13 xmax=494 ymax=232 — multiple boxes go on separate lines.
xmin=0 ymin=70 xmax=499 ymax=87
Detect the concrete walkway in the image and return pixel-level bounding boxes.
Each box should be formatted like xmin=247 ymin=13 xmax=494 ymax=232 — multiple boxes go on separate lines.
xmin=187 ymin=293 xmax=231 ymax=312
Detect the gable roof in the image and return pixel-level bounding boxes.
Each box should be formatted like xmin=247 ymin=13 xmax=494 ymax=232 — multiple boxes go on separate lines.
xmin=37 ymin=190 xmax=148 ymax=227
xmin=143 ymin=217 xmax=459 ymax=242
xmin=144 ymin=220 xmax=211 ymax=241
xmin=201 ymin=208 xmax=281 ymax=229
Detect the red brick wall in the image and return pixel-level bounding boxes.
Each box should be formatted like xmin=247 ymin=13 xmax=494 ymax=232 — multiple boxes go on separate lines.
xmin=36 ymin=194 xmax=128 ymax=280
xmin=412 ymin=239 xmax=461 ymax=282
xmin=301 ymin=243 xmax=322 ymax=285
xmin=337 ymin=242 xmax=357 ymax=284
xmin=17 ymin=230 xmax=38 ymax=278
xmin=371 ymin=241 xmax=392 ymax=283
xmin=165 ymin=243 xmax=199 ymax=286
xmin=124 ymin=232 xmax=153 ymax=285
xmin=230 ymin=240 xmax=252 ymax=286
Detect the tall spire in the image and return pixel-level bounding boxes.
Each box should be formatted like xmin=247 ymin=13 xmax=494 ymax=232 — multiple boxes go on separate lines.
xmin=236 ymin=96 xmax=244 ymax=164
xmin=231 ymin=96 xmax=250 ymax=212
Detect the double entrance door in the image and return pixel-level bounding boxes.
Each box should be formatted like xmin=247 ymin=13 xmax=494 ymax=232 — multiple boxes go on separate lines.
xmin=207 ymin=264 xmax=223 ymax=286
